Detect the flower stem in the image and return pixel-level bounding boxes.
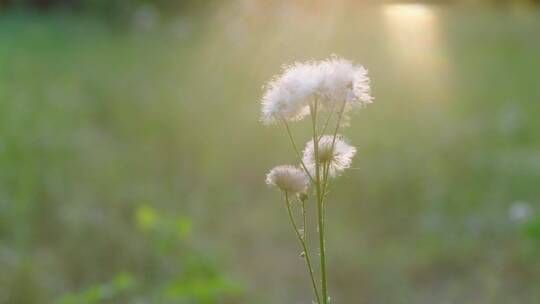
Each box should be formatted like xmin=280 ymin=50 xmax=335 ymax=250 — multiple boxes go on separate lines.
xmin=282 ymin=118 xmax=315 ymax=184
xmin=310 ymin=101 xmax=328 ymax=304
xmin=321 ymin=163 xmax=329 ymax=229
xmin=328 ymin=100 xmax=347 ymax=159
xmin=320 ymin=100 xmax=347 ymax=253
xmin=318 ymin=111 xmax=334 ymax=141
xmin=284 ymin=192 xmax=321 ymax=304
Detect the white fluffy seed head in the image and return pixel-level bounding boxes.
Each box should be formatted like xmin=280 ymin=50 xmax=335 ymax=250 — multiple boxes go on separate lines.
xmin=318 ymin=56 xmax=373 ymax=112
xmin=261 ymin=62 xmax=323 ymax=125
xmin=302 ymin=135 xmax=356 ymax=178
xmin=260 ymin=56 xmax=372 ymax=125
xmin=265 ymin=165 xmax=309 ymax=193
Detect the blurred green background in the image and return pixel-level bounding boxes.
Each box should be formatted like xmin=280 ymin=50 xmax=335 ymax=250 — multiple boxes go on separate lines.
xmin=1 ymin=0 xmax=540 ymax=303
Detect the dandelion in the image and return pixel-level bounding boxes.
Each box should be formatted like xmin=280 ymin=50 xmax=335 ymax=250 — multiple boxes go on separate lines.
xmin=266 ymin=165 xmax=309 ymax=193
xmin=303 ymin=135 xmax=356 ymax=178
xmin=261 ymin=56 xmax=373 ymax=304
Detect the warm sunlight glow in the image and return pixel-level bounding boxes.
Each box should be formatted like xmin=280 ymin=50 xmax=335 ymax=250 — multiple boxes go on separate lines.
xmin=383 ymin=4 xmax=438 ymax=65
xmin=384 ymin=3 xmax=434 ymax=23
xmin=382 ymin=4 xmax=449 ymax=94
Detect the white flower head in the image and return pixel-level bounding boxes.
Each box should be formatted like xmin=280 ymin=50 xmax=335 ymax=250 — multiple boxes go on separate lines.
xmin=260 ymin=56 xmax=372 ymax=125
xmin=303 ymin=135 xmax=356 ymax=178
xmin=319 ymin=56 xmax=373 ymax=112
xmin=261 ymin=61 xmax=324 ymax=125
xmin=266 ymin=165 xmax=309 ymax=193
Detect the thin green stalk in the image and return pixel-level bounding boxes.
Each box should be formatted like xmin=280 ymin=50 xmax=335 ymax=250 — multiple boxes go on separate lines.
xmin=318 ymin=110 xmax=333 ymax=141
xmin=329 ymin=100 xmax=347 ymax=155
xmin=322 ymin=99 xmax=347 ymax=205
xmin=314 ymin=100 xmax=347 ymax=304
xmin=282 ymin=118 xmax=315 ymax=184
xmin=321 ymin=163 xmax=329 ymax=225
xmin=321 ymin=100 xmax=347 ymax=236
xmin=299 ymin=197 xmax=321 ymax=304
xmin=300 ymin=199 xmax=308 ymax=244
xmin=322 ymin=162 xmax=329 ymax=198
xmin=285 ymin=192 xmax=321 ymax=304
xmin=310 ymin=101 xmax=328 ymax=304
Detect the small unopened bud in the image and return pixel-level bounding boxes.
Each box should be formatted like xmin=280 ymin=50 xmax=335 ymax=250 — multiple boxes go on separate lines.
xmin=300 ymin=251 xmax=306 ymax=258
xmin=298 ymin=192 xmax=308 ymax=202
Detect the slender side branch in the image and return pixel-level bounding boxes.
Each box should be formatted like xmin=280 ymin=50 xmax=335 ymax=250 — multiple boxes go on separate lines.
xmin=322 ymin=99 xmax=347 ymax=201
xmin=329 ymin=100 xmax=347 ymax=156
xmin=318 ymin=110 xmax=334 ymax=141
xmin=320 ymin=99 xmax=347 ymax=249
xmin=284 ymin=192 xmax=321 ymax=304
xmin=282 ymin=119 xmax=315 ymax=184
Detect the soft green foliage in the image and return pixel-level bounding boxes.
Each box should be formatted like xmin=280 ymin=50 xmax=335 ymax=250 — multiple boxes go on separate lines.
xmin=525 ymin=217 xmax=540 ymax=240
xmin=57 ymin=273 xmax=136 ymax=304
xmin=54 ymin=206 xmax=241 ymax=303
xmin=1 ymin=4 xmax=540 ymax=303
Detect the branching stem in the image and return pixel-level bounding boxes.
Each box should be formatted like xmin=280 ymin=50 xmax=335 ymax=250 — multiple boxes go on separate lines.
xmin=284 ymin=192 xmax=321 ymax=304
xmin=310 ymin=101 xmax=328 ymax=304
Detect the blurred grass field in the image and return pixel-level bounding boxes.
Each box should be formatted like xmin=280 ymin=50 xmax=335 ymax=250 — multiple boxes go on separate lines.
xmin=1 ymin=2 xmax=540 ymax=303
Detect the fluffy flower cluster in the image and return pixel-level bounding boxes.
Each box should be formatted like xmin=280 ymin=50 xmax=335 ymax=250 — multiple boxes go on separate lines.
xmin=303 ymin=135 xmax=356 ymax=178
xmin=261 ymin=56 xmax=372 ymax=125
xmin=266 ymin=165 xmax=309 ymax=193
